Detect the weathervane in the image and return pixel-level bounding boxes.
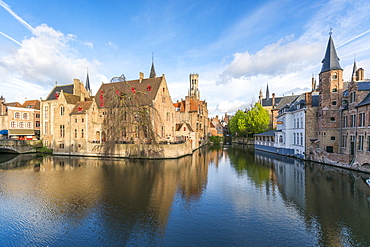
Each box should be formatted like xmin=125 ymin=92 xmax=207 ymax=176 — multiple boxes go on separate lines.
xmin=329 ymin=28 xmax=333 ymax=36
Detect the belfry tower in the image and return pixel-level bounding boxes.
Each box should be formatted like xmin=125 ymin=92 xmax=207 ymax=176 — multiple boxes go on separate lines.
xmin=188 ymin=73 xmax=200 ymax=100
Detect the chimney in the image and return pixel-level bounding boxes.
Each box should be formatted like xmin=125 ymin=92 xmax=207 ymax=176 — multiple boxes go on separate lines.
xmin=139 ymin=72 xmax=144 ymax=80
xmin=305 ymin=92 xmax=312 ymax=107
xmin=272 ymin=93 xmax=275 ymax=107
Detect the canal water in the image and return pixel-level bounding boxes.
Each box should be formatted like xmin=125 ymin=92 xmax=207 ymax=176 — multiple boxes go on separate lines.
xmin=0 ymin=145 xmax=370 ymax=246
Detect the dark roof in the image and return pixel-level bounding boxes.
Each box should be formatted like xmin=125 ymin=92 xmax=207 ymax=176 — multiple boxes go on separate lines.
xmin=275 ymin=95 xmax=299 ymax=109
xmin=46 ymin=84 xmax=74 ymax=100
xmin=261 ymin=97 xmax=282 ymax=107
xmin=320 ymin=35 xmax=342 ymax=73
xmin=357 ymin=81 xmax=370 ymax=91
xmin=255 ymin=130 xmax=280 ymax=136
xmin=175 ymin=123 xmax=194 ymax=132
xmin=95 ymin=77 xmax=164 ymax=108
xmin=356 ymin=92 xmax=370 ymax=107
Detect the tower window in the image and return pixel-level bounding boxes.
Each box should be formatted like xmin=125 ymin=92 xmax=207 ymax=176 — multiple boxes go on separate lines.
xmin=332 ymin=87 xmax=337 ymax=92
xmin=332 ymin=101 xmax=337 ymax=106
xmin=332 ymin=73 xmax=338 ymax=79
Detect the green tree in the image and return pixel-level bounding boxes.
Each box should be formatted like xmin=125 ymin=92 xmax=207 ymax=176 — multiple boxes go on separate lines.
xmin=229 ymin=110 xmax=248 ymax=137
xmin=229 ymin=103 xmax=269 ymax=137
xmin=244 ymin=103 xmax=269 ymax=135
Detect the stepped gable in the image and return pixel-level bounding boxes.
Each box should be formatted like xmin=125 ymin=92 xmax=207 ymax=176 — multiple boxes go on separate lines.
xmin=95 ymin=76 xmax=163 ymax=107
xmin=70 ymin=101 xmax=93 ymax=114
xmin=46 ymin=84 xmax=74 ymax=100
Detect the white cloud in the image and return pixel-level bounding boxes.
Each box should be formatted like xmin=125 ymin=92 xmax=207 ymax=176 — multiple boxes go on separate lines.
xmin=0 ymin=23 xmax=107 ymax=102
xmin=218 ymin=36 xmax=322 ymax=84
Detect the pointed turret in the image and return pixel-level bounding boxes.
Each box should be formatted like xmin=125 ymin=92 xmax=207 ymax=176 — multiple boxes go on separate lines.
xmin=149 ymin=54 xmax=156 ymax=78
xmin=320 ymin=35 xmax=342 ymax=73
xmin=266 ymin=84 xmax=270 ymax=99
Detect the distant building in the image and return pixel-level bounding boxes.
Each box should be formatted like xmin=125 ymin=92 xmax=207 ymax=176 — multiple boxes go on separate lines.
xmin=0 ymin=96 xmax=40 ymax=140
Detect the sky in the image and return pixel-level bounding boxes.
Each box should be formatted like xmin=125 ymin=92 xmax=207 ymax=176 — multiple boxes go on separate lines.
xmin=1 ymin=0 xmax=370 ymax=117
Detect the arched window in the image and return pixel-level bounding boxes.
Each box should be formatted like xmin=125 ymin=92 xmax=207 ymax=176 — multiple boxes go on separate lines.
xmin=10 ymin=121 xmax=16 ymax=128
xmin=332 ymin=73 xmax=338 ymax=79
xmin=14 ymin=112 xmax=20 ymax=119
xmin=23 ymin=113 xmax=28 ymax=119
xmin=60 ymin=105 xmax=65 ymax=116
xmin=19 ymin=122 xmax=24 ymax=128
xmin=27 ymin=122 xmax=32 ymax=128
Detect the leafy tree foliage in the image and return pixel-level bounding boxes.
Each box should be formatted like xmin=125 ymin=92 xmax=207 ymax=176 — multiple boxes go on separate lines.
xmin=229 ymin=103 xmax=269 ymax=137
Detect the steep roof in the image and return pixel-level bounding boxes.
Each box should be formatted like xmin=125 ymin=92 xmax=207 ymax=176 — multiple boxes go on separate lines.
xmin=261 ymin=97 xmax=282 ymax=107
xmin=320 ymin=35 xmax=342 ymax=73
xmin=22 ymin=100 xmax=40 ymax=110
xmin=6 ymin=102 xmax=21 ymax=107
xmin=95 ymin=77 xmax=164 ymax=107
xmin=275 ymin=95 xmax=299 ymax=109
xmin=46 ymin=84 xmax=74 ymax=100
xmin=70 ymin=101 xmax=93 ymax=114
xmin=356 ymin=92 xmax=370 ymax=107
xmin=63 ymin=93 xmax=80 ymax=104
xmin=175 ymin=123 xmax=194 ymax=132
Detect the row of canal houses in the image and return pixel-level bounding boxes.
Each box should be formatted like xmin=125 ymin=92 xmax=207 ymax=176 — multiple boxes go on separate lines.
xmin=255 ymin=34 xmax=370 ymax=168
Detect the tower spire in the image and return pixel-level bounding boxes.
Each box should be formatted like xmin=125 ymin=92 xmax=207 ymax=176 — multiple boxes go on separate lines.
xmin=149 ymin=53 xmax=156 ymax=78
xmin=266 ymin=84 xmax=270 ymax=99
xmin=320 ymin=32 xmax=342 ymax=73
xmin=351 ymin=57 xmax=358 ymax=82
xmin=85 ymin=68 xmax=91 ymax=96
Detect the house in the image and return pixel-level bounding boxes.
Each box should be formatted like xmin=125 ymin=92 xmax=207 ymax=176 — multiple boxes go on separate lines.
xmin=0 ymin=96 xmax=41 ymax=140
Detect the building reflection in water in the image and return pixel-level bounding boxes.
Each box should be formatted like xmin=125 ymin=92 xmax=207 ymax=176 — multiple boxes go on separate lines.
xmin=231 ymin=144 xmax=370 ymax=247
xmin=0 ymin=149 xmax=210 ymax=245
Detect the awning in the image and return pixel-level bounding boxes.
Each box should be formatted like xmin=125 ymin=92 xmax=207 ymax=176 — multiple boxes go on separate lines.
xmin=8 ymin=129 xmax=35 ymax=135
xmin=0 ymin=129 xmax=8 ymax=135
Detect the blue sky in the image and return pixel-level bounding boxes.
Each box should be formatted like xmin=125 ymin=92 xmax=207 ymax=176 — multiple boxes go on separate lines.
xmin=1 ymin=0 xmax=370 ymax=117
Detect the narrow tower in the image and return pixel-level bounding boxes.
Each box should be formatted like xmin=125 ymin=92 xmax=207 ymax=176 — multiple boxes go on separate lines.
xmin=318 ymin=32 xmax=343 ymax=153
xmin=266 ymin=84 xmax=270 ymax=99
xmin=188 ymin=73 xmax=200 ymax=100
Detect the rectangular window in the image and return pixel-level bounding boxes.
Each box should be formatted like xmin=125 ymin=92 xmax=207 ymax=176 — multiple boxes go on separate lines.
xmin=36 ymin=121 xmax=40 ymax=127
xmin=332 ymin=101 xmax=337 ymax=106
xmin=350 ymin=114 xmax=356 ymax=127
xmin=358 ymin=135 xmax=364 ymax=151
xmin=331 ymin=136 xmax=335 ymax=140
xmin=293 ymin=133 xmax=296 ymax=145
xmin=359 ymin=113 xmax=365 ymax=127
xmin=60 ymin=144 xmax=65 ymax=149
xmin=342 ymin=135 xmax=347 ymax=148
xmin=81 ymin=129 xmax=84 ymax=138
xmin=75 ymin=129 xmax=77 ymax=138
xmin=60 ymin=125 xmax=65 ymax=138
xmin=343 ymin=116 xmax=348 ymax=128
xmin=326 ymin=146 xmax=333 ymax=153
xmin=368 ymin=136 xmax=370 ymax=151
xmin=331 ymin=117 xmax=335 ymax=121
xmin=300 ymin=133 xmax=303 ymax=145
